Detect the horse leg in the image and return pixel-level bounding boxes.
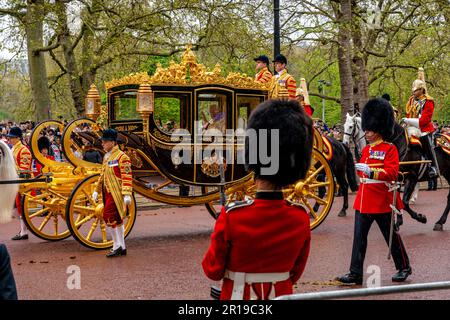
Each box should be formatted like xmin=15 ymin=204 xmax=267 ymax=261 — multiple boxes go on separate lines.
xmin=336 ymin=174 xmax=348 ymax=217
xmin=402 ymin=179 xmax=427 ymax=224
xmin=434 ymin=173 xmax=450 ymax=231
xmin=313 ymin=173 xmax=326 ymax=214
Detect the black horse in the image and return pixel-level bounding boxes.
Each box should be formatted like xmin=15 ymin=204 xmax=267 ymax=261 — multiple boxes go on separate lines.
xmin=389 ymin=123 xmax=450 ymax=230
xmin=315 ymin=137 xmax=358 ymax=217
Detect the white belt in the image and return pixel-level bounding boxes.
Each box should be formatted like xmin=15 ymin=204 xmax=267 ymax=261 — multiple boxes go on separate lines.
xmin=360 ymin=178 xmax=386 ymax=184
xmin=224 ymin=270 xmax=290 ymax=300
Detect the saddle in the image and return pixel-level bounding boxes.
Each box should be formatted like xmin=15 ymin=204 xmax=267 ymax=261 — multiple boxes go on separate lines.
xmin=436 ymin=133 xmax=450 ymax=156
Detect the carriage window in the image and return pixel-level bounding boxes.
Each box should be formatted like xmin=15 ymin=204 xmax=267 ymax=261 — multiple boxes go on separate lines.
xmin=153 ymin=95 xmax=183 ymax=133
xmin=198 ymin=93 xmax=227 ymax=133
xmin=236 ymin=95 xmax=264 ymax=130
xmin=112 ymin=91 xmax=140 ymax=120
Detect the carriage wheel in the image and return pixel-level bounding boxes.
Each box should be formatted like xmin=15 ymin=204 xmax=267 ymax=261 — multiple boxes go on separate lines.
xmin=66 ymin=174 xmax=137 ymax=250
xmin=283 ymin=148 xmax=335 ymax=230
xmin=204 ymin=148 xmax=335 ymax=230
xmin=21 ymin=187 xmax=71 ymax=241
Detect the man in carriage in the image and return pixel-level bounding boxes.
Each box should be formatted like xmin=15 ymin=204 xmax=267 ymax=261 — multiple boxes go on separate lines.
xmin=92 ymin=129 xmax=133 ymax=257
xmin=202 ymin=98 xmax=312 ymax=300
xmin=7 ymin=127 xmax=33 ymax=241
xmin=253 ymin=55 xmax=273 ymax=83
xmin=269 ymin=54 xmax=297 ymax=100
xmin=402 ymin=68 xmax=439 ymax=178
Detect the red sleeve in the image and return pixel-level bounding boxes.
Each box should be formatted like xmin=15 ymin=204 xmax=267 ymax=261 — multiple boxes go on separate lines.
xmin=357 ymin=146 xmax=370 ymax=178
xmin=287 ymin=77 xmax=297 ymax=100
xmin=202 ymin=207 xmax=230 ymax=281
xmin=419 ymin=100 xmax=434 ymax=131
xmin=372 ymin=145 xmax=399 ymax=181
xmin=290 ymin=229 xmax=311 ymax=284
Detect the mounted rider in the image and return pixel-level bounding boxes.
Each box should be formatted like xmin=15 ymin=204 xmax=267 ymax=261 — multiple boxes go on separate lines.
xmin=402 ymin=67 xmax=439 ymax=178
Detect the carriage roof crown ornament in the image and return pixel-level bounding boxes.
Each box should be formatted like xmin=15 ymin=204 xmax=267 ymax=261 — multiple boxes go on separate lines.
xmin=104 ymin=45 xmax=270 ymax=90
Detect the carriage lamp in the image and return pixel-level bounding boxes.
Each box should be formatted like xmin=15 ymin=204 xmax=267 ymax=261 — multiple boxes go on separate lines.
xmin=85 ymin=84 xmax=101 ymax=121
xmin=137 ymin=81 xmax=154 ymax=135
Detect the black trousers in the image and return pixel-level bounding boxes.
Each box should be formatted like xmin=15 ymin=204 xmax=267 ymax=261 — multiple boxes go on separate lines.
xmin=350 ymin=211 xmax=410 ymax=275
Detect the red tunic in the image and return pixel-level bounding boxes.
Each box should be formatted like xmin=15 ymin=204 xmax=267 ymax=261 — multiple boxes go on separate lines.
xmin=304 ymin=104 xmax=314 ymax=117
xmin=354 ymin=140 xmax=404 ymax=214
xmin=202 ymin=193 xmax=311 ymax=300
xmin=406 ymin=96 xmax=434 ymax=133
xmin=13 ymin=142 xmax=33 ymax=216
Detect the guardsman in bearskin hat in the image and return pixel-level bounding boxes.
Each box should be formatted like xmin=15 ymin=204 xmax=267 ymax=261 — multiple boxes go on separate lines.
xmin=269 ymin=54 xmax=297 ymax=100
xmin=34 ymin=136 xmax=55 ymax=176
xmin=253 ymin=55 xmax=273 ymax=83
xmin=402 ymin=67 xmax=439 ymax=178
xmin=336 ymin=98 xmax=411 ymax=285
xmin=92 ymin=129 xmax=133 ymax=257
xmin=202 ymin=99 xmax=312 ymax=300
xmin=6 ymin=127 xmax=32 ymax=240
xmin=296 ymin=78 xmax=314 ymax=117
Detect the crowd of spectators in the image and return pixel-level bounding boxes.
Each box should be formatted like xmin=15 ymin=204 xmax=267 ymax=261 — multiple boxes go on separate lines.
xmin=0 ymin=120 xmax=103 ymax=169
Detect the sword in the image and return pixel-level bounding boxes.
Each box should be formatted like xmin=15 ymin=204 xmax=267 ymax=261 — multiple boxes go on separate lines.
xmin=387 ymin=181 xmax=401 ymax=260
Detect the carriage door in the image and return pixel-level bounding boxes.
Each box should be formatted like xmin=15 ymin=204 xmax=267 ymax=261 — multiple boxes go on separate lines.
xmin=194 ymin=88 xmax=233 ymax=183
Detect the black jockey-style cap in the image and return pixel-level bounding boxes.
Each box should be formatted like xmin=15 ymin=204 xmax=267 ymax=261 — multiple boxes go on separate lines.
xmin=6 ymin=126 xmax=23 ymax=138
xmin=272 ymin=54 xmax=287 ymax=65
xmin=100 ymin=128 xmax=118 ymax=142
xmin=361 ymin=98 xmax=395 ymax=140
xmin=245 ymin=99 xmax=313 ymax=187
xmin=253 ymin=55 xmax=270 ymax=65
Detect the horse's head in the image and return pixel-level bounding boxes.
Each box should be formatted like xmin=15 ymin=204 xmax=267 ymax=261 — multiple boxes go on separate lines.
xmin=343 ymin=113 xmax=356 ymax=146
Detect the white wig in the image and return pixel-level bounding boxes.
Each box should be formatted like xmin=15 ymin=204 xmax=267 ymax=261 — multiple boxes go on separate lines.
xmin=0 ymin=140 xmax=19 ymax=224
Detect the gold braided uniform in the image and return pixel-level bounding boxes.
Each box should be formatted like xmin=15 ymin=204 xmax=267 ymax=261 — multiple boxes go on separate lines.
xmin=255 ymin=67 xmax=272 ymax=83
xmin=269 ymin=69 xmax=297 ymax=99
xmin=95 ymin=146 xmax=133 ymax=225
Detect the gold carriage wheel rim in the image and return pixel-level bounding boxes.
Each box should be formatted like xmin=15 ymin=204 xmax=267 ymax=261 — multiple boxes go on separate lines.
xmin=67 ymin=175 xmax=136 ymax=249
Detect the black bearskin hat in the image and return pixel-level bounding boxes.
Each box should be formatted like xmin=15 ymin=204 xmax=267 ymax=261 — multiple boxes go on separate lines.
xmin=245 ymin=99 xmax=313 ymax=187
xmin=361 ymin=98 xmax=395 ymax=140
xmin=101 ymin=128 xmax=118 ymax=142
xmin=37 ymin=136 xmax=50 ymax=151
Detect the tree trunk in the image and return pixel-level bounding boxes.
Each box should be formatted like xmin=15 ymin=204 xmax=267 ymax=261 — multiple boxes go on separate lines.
xmin=25 ymin=0 xmax=51 ymax=121
xmin=335 ymin=0 xmax=354 ymax=123
xmin=351 ymin=1 xmax=369 ymax=110
xmin=55 ymin=0 xmax=85 ymax=117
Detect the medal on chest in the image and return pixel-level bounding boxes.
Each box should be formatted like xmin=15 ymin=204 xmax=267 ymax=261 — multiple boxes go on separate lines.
xmin=108 ymin=159 xmax=119 ymax=167
xmin=369 ymin=150 xmax=386 ymax=160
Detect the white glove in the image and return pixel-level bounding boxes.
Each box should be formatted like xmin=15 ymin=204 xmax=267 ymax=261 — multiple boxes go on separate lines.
xmin=355 ymin=163 xmax=371 ymax=176
xmin=124 ymin=195 xmax=131 ymax=206
xmin=402 ymin=118 xmax=420 ymax=128
xmin=92 ymin=191 xmax=98 ymax=202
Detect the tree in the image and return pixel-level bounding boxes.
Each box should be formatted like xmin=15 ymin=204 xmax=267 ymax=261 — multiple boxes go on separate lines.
xmin=1 ymin=0 xmax=52 ymax=121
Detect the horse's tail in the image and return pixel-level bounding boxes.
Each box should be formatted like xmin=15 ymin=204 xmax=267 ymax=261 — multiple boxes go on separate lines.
xmin=343 ymin=143 xmax=358 ymax=192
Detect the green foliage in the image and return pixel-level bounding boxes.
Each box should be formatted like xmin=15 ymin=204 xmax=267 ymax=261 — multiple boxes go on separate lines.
xmin=154 ymin=97 xmax=181 ymax=126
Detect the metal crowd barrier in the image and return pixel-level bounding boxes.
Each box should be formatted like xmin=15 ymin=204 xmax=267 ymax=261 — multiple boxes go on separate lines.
xmin=274 ymin=281 xmax=450 ymax=300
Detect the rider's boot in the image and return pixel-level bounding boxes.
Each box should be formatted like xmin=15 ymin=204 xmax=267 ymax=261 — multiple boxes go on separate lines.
xmin=419 ymin=134 xmax=440 ymax=178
